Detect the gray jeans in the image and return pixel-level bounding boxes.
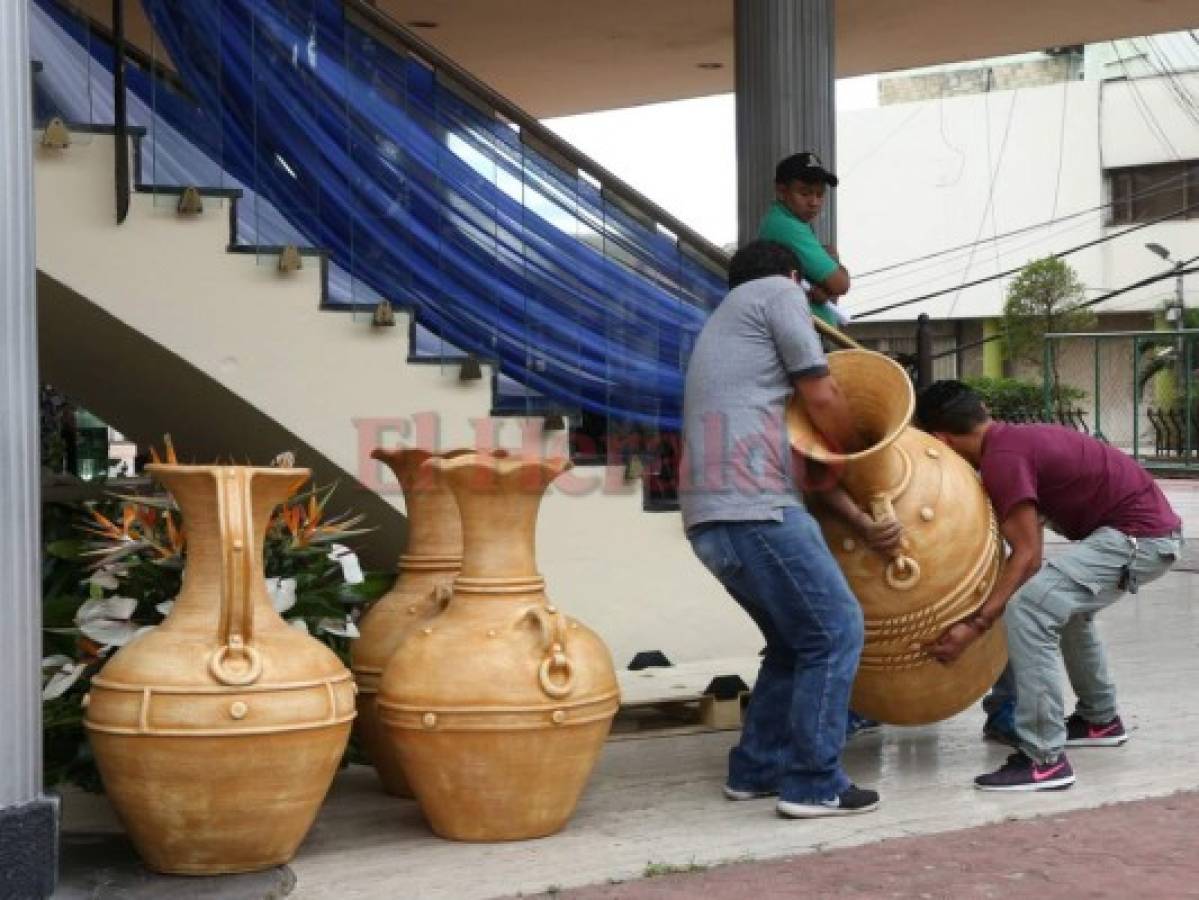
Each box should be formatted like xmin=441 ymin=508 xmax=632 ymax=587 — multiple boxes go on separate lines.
xmin=1006 ymin=527 xmax=1182 ymax=763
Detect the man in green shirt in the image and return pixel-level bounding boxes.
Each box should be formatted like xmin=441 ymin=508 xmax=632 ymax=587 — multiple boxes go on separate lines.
xmin=758 ymin=152 xmax=851 ymax=328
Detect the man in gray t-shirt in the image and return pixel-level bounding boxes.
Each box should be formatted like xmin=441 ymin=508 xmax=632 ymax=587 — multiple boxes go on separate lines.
xmin=680 ymin=240 xmax=899 ymax=819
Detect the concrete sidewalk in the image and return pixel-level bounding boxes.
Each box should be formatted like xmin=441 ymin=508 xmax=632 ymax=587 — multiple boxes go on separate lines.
xmin=538 ymin=790 xmax=1199 ymax=899
xmin=56 ymin=482 xmax=1199 ymax=899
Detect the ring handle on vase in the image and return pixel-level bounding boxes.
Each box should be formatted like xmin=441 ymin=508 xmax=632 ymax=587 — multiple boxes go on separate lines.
xmin=870 ymin=494 xmax=921 ymax=592
xmin=208 ymin=469 xmax=263 ymax=686
xmin=523 ymin=606 xmax=576 ymax=699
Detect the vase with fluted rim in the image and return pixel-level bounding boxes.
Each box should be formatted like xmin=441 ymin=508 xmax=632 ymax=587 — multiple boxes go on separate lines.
xmin=376 ymin=452 xmax=620 ymax=841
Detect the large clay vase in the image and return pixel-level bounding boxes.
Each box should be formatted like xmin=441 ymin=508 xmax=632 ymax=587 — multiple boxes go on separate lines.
xmin=376 ymin=454 xmax=620 ymax=841
xmin=84 ymin=465 xmax=355 ymax=874
xmin=787 ymin=350 xmax=1007 ymax=725
xmin=351 ymin=447 xmax=472 ymax=797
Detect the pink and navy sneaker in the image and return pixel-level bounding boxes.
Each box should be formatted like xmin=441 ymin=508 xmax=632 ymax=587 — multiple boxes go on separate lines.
xmin=1065 ymin=713 xmax=1129 ymax=747
xmin=974 ymin=752 xmax=1075 ymax=792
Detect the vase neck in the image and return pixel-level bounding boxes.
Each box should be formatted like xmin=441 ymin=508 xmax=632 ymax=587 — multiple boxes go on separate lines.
xmin=374 ymin=448 xmax=469 ymax=559
xmin=433 ymin=457 xmax=567 ymax=581
xmin=840 ymin=441 xmax=911 ymax=505
xmin=455 ymin=489 xmax=544 ymax=579
xmin=149 ymin=466 xmax=306 ymax=645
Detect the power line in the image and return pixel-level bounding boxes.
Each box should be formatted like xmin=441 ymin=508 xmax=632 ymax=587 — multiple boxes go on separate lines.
xmin=930 ymin=255 xmax=1199 ymax=360
xmin=1112 ymin=41 xmax=1180 ymax=160
xmin=947 ymin=82 xmax=1017 ymax=319
xmin=856 ymin=171 xmax=1189 ymax=280
xmin=852 ymin=199 xmax=1199 ymax=320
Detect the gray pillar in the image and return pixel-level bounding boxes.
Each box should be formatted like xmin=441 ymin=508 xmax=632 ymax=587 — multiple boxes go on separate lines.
xmin=1 ymin=1 xmax=59 ymax=896
xmin=735 ymin=0 xmax=837 ymax=247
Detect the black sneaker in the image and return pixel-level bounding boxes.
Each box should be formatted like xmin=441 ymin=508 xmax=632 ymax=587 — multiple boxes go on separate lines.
xmin=1065 ymin=713 xmax=1128 ymax=747
xmin=776 ymin=785 xmax=880 ymax=818
xmin=974 ymin=752 xmax=1075 ymax=792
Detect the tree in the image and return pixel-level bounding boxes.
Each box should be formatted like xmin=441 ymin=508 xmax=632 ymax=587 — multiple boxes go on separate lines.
xmin=1002 ymin=257 xmax=1095 ymax=411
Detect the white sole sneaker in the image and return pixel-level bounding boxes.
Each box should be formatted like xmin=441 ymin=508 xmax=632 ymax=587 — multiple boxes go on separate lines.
xmin=974 ymin=774 xmax=1076 ymax=792
xmin=1065 ymin=734 xmax=1129 ymax=748
xmin=776 ymin=798 xmax=880 ymax=818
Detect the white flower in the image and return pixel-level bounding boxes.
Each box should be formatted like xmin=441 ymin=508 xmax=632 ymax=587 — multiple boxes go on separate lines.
xmin=265 ymin=576 xmax=298 ymax=614
xmin=75 ymin=596 xmax=139 ymax=648
xmin=327 ymin=544 xmax=364 ymax=585
xmin=85 ymin=563 xmax=128 ymax=591
xmin=155 ymin=599 xmax=175 ymax=617
xmin=41 ymin=655 xmax=86 ymax=700
xmin=288 ymin=618 xmax=309 ymax=634
xmin=317 ymin=616 xmax=360 ymax=639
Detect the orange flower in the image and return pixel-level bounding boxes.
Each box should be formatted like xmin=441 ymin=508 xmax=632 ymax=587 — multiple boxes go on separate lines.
xmin=165 ymin=512 xmax=185 ymax=556
xmin=86 ymin=508 xmax=124 ymax=541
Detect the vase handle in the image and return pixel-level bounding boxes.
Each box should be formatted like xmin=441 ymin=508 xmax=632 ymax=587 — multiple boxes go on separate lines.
xmin=870 ymin=494 xmax=921 ymax=592
xmin=208 ymin=469 xmax=262 ymax=686
xmin=524 ymin=606 xmax=575 ymax=699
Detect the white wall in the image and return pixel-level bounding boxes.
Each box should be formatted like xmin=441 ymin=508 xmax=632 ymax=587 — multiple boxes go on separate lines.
xmin=837 ymin=79 xmax=1104 ymax=322
xmin=838 ymin=73 xmax=1199 ymax=323
xmin=1100 ymin=73 xmax=1199 ymax=168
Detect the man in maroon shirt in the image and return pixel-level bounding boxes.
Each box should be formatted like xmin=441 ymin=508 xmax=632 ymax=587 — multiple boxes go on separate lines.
xmin=915 ymin=380 xmax=1182 ymax=791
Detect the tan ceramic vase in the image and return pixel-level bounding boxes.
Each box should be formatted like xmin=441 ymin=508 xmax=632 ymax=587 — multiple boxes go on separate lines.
xmin=351 ymin=447 xmax=472 ymax=797
xmin=376 ymin=454 xmax=620 ymax=841
xmin=84 ymin=465 xmax=355 ymax=874
xmin=788 ymin=350 xmax=1007 ymax=725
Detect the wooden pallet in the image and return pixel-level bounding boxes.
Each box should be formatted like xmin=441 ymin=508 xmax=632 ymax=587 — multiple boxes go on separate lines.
xmin=610 ymin=656 xmax=760 ymax=740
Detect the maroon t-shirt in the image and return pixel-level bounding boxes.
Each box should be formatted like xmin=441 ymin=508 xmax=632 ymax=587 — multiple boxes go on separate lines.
xmin=980 ymin=422 xmax=1181 ymax=540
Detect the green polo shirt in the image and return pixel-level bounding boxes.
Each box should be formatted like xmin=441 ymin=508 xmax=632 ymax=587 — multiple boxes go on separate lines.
xmin=758 ymin=201 xmax=842 ymax=327
xmin=758 ymin=201 xmax=839 ymax=284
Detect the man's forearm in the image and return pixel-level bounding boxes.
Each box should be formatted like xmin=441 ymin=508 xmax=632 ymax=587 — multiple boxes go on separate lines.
xmin=975 ymin=549 xmax=1041 ymax=626
xmin=813 ymin=484 xmax=870 ymax=532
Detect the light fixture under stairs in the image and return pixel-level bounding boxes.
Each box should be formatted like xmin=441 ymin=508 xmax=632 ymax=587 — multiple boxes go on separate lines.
xmin=277 ymin=244 xmax=303 ymax=273
xmin=41 ymin=117 xmax=71 ymax=149
xmin=371 ymin=300 xmax=396 ymax=327
xmin=458 ymin=354 xmax=483 ymax=381
xmin=176 ymin=186 xmax=203 ymax=215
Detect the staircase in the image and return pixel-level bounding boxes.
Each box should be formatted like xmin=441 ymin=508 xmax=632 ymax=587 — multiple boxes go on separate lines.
xmin=32 ymin=1 xmax=762 ymax=667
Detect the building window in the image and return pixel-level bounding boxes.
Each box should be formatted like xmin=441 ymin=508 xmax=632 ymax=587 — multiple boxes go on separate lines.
xmin=1107 ymin=160 xmax=1199 ymax=226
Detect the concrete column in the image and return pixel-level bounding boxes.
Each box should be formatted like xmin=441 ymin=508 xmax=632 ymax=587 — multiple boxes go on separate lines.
xmin=0 ymin=1 xmax=59 ymax=896
xmin=735 ymin=0 xmax=836 ymax=246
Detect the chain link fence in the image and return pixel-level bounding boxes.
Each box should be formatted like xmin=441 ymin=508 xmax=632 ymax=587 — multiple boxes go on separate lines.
xmin=1043 ymin=330 xmax=1199 ymax=470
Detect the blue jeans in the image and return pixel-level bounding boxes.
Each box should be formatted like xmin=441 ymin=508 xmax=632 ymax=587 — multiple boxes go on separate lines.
xmin=688 ymin=506 xmax=864 ymax=803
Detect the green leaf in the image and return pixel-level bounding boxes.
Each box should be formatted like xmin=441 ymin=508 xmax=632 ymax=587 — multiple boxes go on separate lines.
xmin=45 ymin=539 xmax=83 ymax=560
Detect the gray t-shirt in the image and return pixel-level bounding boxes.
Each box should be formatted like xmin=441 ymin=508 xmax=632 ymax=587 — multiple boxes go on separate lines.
xmin=679 ymin=275 xmax=827 ymax=532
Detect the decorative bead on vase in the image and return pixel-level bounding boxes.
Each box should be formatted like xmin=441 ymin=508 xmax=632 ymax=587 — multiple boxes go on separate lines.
xmin=788 ymin=351 xmax=1007 ymax=724
xmin=376 ymin=453 xmax=620 ymax=841
xmin=84 ymin=465 xmax=355 ymax=874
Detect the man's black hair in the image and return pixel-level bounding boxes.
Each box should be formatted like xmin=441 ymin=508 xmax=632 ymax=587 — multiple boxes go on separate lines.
xmin=727 ymin=240 xmax=803 ymax=289
xmin=914 ymin=380 xmax=990 ymax=434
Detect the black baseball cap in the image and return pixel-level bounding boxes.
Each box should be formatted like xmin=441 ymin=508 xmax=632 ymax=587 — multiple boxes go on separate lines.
xmin=774 ymin=151 xmax=839 ymax=188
